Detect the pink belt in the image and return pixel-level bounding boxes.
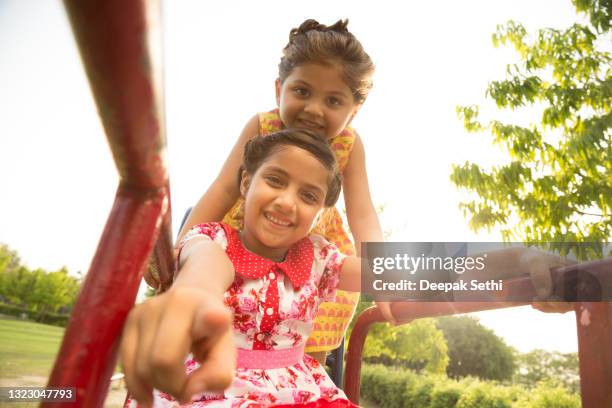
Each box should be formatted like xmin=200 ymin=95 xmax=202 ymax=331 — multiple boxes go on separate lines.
xmin=237 ymin=345 xmax=305 ymax=369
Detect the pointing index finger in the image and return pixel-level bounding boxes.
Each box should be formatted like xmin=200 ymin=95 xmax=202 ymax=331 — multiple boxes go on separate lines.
xmin=149 ymin=290 xmax=201 ymax=397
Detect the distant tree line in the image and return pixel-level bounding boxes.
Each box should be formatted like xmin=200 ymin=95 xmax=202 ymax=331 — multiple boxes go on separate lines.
xmin=0 ymin=243 xmax=81 ymax=325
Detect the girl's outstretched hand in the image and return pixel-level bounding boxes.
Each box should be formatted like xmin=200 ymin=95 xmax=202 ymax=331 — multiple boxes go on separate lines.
xmin=120 ymin=287 xmax=235 ymax=406
xmin=520 ymin=249 xmax=575 ymax=313
xmin=374 ymin=301 xmax=397 ymax=325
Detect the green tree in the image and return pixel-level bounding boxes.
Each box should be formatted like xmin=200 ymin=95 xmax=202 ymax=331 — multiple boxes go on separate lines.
xmin=2 ymin=266 xmax=38 ymax=307
xmin=347 ymin=299 xmax=449 ymax=374
xmin=452 ymin=0 xmax=611 ymax=258
xmin=30 ymin=267 xmax=81 ymax=314
xmin=361 ymin=318 xmax=449 ymax=374
xmin=0 ymin=243 xmax=81 ymax=314
xmin=514 ymin=349 xmax=580 ymax=393
xmin=391 ymin=319 xmax=449 ymax=374
xmin=436 ymin=316 xmax=516 ymax=381
xmin=0 ymin=243 xmax=21 ymax=274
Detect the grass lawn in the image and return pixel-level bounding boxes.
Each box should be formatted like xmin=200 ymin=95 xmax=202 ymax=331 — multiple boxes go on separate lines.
xmin=0 ymin=316 xmax=372 ymax=407
xmin=0 ymin=316 xmax=126 ymax=407
xmin=0 ymin=316 xmax=64 ymax=378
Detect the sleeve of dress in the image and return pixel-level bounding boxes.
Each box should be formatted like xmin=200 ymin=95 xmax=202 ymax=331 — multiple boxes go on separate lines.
xmin=175 ymin=222 xmax=228 ymax=268
xmin=311 ymin=235 xmax=347 ymax=303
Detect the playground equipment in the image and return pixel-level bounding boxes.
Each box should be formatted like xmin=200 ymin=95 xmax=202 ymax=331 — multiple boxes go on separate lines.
xmin=345 ymin=263 xmax=612 ymax=406
xmin=43 ymin=1 xmax=611 ymax=406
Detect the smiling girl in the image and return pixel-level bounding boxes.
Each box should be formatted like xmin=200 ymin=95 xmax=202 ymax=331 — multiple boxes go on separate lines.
xmin=124 ymin=129 xmax=361 ymax=407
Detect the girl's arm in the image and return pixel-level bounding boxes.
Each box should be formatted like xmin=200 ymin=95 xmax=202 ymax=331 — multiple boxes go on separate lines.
xmin=176 ymin=115 xmax=260 ymax=243
xmin=342 ymin=133 xmax=383 ymax=255
xmin=121 ymin=237 xmax=236 ymax=404
xmin=175 ymin=237 xmax=235 ymax=290
xmin=342 ymin=134 xmax=396 ymax=320
xmin=337 ymin=255 xmax=361 ymax=292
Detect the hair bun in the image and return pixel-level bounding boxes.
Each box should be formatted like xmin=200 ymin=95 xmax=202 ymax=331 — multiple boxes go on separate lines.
xmin=289 ymin=19 xmax=350 ymax=43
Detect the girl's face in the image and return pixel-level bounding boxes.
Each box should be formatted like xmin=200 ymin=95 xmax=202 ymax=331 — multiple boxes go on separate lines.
xmin=239 ymin=145 xmax=330 ymax=261
xmin=276 ymin=62 xmax=360 ymax=140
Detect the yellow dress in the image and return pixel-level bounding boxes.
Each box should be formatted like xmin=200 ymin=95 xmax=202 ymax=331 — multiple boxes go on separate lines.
xmin=223 ymin=109 xmax=360 ymax=352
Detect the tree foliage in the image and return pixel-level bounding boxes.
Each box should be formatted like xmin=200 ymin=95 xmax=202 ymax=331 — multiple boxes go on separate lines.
xmin=361 ymin=318 xmax=449 ymax=374
xmin=348 ymin=299 xmax=449 ymax=374
xmin=514 ymin=349 xmax=580 ymax=393
xmin=0 ymin=244 xmax=20 ymax=275
xmin=436 ymin=316 xmax=516 ymax=381
xmin=452 ymin=0 xmax=611 ymax=258
xmin=0 ymin=243 xmax=81 ymax=315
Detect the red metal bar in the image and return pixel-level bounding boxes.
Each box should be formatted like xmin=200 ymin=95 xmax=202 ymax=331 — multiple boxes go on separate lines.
xmin=575 ymin=302 xmax=612 ymax=407
xmin=147 ymin=192 xmax=175 ymax=292
xmin=345 ymin=259 xmax=612 ymax=407
xmin=43 ymin=0 xmax=168 ymax=406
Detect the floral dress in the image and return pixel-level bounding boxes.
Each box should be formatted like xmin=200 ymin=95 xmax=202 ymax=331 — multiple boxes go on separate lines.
xmin=124 ymin=222 xmax=358 ymax=407
xmin=223 ymin=109 xmax=361 ymax=353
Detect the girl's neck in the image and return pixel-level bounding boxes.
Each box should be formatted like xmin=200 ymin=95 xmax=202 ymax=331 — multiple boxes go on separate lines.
xmin=238 ymin=230 xmax=288 ymax=262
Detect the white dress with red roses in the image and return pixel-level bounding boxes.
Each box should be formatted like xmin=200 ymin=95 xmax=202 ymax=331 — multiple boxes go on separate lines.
xmin=124 ymin=222 xmax=357 ymax=408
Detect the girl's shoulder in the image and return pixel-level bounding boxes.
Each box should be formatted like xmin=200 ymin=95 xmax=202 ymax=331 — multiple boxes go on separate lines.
xmin=180 ymin=222 xmax=232 ymax=250
xmin=257 ymin=109 xmax=284 ymax=135
xmin=329 ymin=127 xmax=358 ymax=165
xmin=308 ymin=234 xmax=344 ymax=260
xmin=256 ymin=108 xmax=358 ymax=142
xmin=257 ymin=108 xmax=357 ymax=170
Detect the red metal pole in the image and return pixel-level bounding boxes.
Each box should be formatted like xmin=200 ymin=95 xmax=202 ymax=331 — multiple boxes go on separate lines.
xmin=148 ymin=195 xmax=175 ymax=292
xmin=575 ymin=302 xmax=612 ymax=407
xmin=43 ymin=0 xmax=168 ymax=406
xmin=571 ymin=259 xmax=612 ymax=407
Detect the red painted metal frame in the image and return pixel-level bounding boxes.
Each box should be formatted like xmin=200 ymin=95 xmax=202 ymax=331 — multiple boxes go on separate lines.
xmin=344 ymin=259 xmax=612 ymax=407
xmin=43 ymin=1 xmax=169 ymax=406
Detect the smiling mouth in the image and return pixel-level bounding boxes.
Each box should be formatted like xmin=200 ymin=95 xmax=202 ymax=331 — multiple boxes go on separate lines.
xmin=264 ymin=212 xmax=293 ymax=227
xmin=297 ymin=119 xmax=325 ymax=131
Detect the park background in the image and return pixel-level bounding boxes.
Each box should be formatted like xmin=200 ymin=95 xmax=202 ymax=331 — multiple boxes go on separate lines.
xmin=0 ymin=0 xmax=608 ymax=406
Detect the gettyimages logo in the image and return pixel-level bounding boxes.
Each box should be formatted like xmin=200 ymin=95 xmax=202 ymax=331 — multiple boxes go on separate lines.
xmin=360 ymin=242 xmax=611 ymax=302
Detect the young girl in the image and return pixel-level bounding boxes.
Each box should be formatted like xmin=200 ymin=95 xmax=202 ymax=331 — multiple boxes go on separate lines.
xmin=168 ymin=19 xmax=387 ymax=361
xmin=122 ymin=129 xmax=564 ymax=407
xmin=124 ymin=129 xmax=362 ymax=407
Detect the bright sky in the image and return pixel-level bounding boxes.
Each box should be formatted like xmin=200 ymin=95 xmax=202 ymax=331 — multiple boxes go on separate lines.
xmin=0 ymin=0 xmax=585 ymax=353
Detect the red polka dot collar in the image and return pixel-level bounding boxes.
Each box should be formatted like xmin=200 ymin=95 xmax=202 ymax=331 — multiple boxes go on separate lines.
xmin=219 ymin=223 xmax=314 ymax=288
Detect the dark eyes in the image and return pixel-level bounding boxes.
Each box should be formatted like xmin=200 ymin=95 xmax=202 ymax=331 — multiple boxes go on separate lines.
xmin=293 ymin=87 xmax=309 ymax=97
xmin=301 ymin=192 xmax=319 ymax=204
xmin=265 ymin=175 xmax=283 ymax=187
xmin=292 ymin=87 xmax=344 ymax=107
xmin=328 ymin=97 xmax=342 ymax=106
xmin=264 ymin=174 xmax=320 ymax=204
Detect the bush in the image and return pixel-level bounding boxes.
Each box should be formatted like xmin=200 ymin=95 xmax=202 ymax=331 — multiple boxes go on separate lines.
xmin=361 ymin=365 xmax=417 ymax=407
xmin=36 ymin=311 xmax=69 ymax=327
xmin=0 ymin=302 xmax=38 ymax=320
xmin=456 ymin=382 xmax=513 ymax=408
xmin=430 ymin=381 xmax=462 ymax=408
xmin=514 ymin=382 xmax=581 ymax=408
xmin=403 ymin=374 xmax=436 ymax=407
xmin=0 ymin=302 xmax=69 ymax=327
xmin=360 ymin=364 xmax=579 ymax=408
